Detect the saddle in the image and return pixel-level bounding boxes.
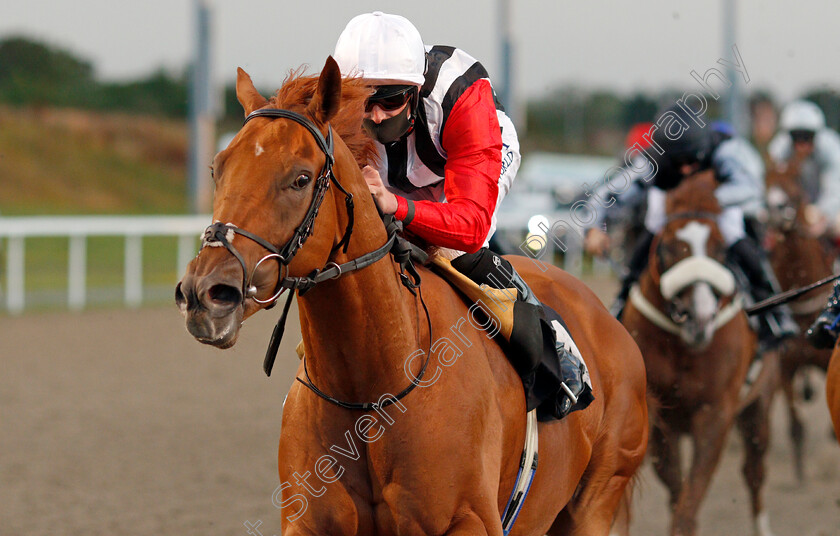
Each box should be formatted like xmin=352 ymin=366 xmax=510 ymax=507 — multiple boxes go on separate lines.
xmin=429 ymin=254 xmax=594 ymax=422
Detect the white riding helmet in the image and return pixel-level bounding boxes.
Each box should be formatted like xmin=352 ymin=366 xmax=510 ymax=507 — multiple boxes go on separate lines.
xmin=779 ymin=100 xmax=826 ymax=132
xmin=333 ymin=11 xmax=426 ymax=87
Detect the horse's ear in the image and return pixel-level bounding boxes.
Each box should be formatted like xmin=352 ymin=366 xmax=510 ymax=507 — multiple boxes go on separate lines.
xmin=236 ymin=67 xmax=269 ymax=117
xmin=307 ymin=56 xmax=342 ymax=124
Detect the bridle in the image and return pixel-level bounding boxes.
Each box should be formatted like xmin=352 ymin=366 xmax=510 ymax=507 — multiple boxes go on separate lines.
xmin=201 ymin=108 xmax=359 ymax=305
xmin=647 ymin=211 xmax=719 ymax=287
xmin=634 ymin=211 xmax=743 ymax=335
xmin=199 ymin=107 xmax=431 ymax=409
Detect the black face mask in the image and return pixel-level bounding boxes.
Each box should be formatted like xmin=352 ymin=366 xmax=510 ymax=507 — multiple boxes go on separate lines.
xmin=363 ymin=107 xmax=414 ymax=144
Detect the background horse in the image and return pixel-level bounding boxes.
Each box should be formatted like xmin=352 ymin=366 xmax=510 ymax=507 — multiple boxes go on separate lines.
xmin=764 ymin=160 xmax=837 ymax=480
xmin=622 ymin=173 xmax=774 ymax=536
xmin=175 ymin=57 xmax=648 ymax=535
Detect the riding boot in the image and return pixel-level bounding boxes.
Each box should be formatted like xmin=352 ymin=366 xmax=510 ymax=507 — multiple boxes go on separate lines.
xmin=727 ymin=237 xmax=799 ymax=346
xmin=612 ymin=229 xmax=655 ymax=319
xmin=806 ymin=279 xmax=840 ymax=349
xmin=451 ymin=248 xmax=594 ymax=420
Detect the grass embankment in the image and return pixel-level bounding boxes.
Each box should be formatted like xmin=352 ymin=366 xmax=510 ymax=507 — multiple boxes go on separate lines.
xmin=0 ymin=106 xmax=196 ymax=307
xmin=0 ymin=106 xmax=189 ymax=214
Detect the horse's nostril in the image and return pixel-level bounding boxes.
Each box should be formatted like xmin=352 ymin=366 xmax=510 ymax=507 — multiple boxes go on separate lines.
xmin=208 ymin=284 xmax=242 ymax=306
xmin=175 ymin=281 xmax=189 ymax=313
xmin=175 ymin=282 xmax=186 ymax=303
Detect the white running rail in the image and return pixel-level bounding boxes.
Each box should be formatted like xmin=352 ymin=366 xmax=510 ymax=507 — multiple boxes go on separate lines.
xmin=0 ymin=215 xmax=210 ymax=314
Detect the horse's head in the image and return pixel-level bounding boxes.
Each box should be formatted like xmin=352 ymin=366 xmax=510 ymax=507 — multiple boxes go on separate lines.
xmin=175 ymin=57 xmax=376 ymax=348
xmin=764 ymin=158 xmax=806 ymax=232
xmin=654 ymin=172 xmax=736 ymax=348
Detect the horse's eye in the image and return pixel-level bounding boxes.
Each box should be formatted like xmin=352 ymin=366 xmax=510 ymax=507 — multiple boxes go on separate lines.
xmin=291 ymin=174 xmax=312 ymax=191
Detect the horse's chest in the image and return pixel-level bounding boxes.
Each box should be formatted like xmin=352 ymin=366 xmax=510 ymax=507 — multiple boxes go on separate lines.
xmin=279 ymin=422 xmax=466 ymax=535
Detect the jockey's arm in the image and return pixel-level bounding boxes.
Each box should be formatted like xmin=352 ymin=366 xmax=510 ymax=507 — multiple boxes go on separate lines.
xmin=767 ymin=132 xmax=791 ymax=165
xmin=814 ymin=130 xmax=840 ymax=227
xmin=711 ymin=139 xmax=764 ymax=209
xmin=393 ymin=80 xmax=502 ymax=253
xmin=586 ymin=161 xmax=650 ymax=230
xmin=583 ymin=162 xmax=649 ymax=256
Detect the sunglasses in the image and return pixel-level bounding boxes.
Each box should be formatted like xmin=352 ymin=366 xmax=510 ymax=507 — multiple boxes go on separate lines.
xmin=365 ymin=86 xmax=414 ymax=112
xmin=790 ymin=129 xmax=815 ymax=143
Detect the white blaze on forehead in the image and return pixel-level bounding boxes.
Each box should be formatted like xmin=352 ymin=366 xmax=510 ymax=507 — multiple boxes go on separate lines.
xmin=675 ymin=221 xmax=711 ymax=257
xmin=660 ymin=220 xmax=736 ymax=299
xmin=255 ymin=142 xmax=265 ymax=156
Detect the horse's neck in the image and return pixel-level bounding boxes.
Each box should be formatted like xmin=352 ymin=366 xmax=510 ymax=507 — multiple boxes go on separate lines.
xmin=296 ymin=171 xmax=422 ymax=402
xmin=774 ymin=220 xmax=833 ymax=286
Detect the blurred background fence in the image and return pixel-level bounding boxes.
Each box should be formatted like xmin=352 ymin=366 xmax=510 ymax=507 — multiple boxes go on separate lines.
xmin=0 ymin=210 xmax=611 ymax=314
xmin=0 ymin=215 xmax=206 ymax=313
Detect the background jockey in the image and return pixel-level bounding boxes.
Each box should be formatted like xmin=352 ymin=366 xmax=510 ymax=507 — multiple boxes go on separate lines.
xmin=584 ymin=105 xmax=798 ymax=348
xmin=767 ymin=100 xmax=840 ymax=348
xmin=332 ymin=11 xmax=592 ymax=419
xmin=768 ymin=100 xmax=840 ymax=239
xmin=584 ymin=122 xmax=658 ymax=259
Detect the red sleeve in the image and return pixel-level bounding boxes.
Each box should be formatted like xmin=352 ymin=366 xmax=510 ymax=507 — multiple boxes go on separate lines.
xmin=394 ymin=79 xmax=502 ymax=253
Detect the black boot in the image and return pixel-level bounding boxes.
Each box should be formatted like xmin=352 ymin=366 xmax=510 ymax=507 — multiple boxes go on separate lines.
xmin=728 ymin=238 xmax=799 ymax=346
xmin=806 ymin=280 xmax=840 ymax=349
xmin=451 ymin=248 xmax=594 ymax=420
xmin=612 ymin=230 xmax=655 ymax=319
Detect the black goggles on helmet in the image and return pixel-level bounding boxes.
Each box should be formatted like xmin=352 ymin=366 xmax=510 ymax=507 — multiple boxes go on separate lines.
xmin=790 ymin=129 xmax=816 ymax=143
xmin=365 ymin=85 xmax=416 ymax=112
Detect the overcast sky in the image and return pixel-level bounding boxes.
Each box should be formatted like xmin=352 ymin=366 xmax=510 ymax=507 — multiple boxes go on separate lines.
xmin=3 ymin=0 xmax=839 ymax=105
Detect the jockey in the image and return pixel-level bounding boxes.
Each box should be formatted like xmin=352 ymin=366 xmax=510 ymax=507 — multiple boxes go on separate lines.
xmin=768 ymin=100 xmax=840 ymax=348
xmin=584 ymin=122 xmax=657 ymax=258
xmin=333 ymin=11 xmax=592 ymax=419
xmin=768 ymin=100 xmax=840 ymax=238
xmin=584 ymin=105 xmax=798 ymax=347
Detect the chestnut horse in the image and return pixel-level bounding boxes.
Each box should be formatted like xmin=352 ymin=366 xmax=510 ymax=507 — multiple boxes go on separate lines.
xmin=828 ymin=342 xmax=840 ymax=441
xmin=764 ymin=160 xmax=836 ymax=479
xmin=175 ymin=58 xmax=648 ymax=535
xmin=622 ymin=173 xmax=775 ymax=536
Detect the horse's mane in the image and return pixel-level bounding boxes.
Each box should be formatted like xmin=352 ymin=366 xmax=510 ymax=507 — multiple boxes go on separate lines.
xmin=665 ymin=171 xmax=721 ymax=215
xmin=270 ymin=68 xmax=378 ymax=169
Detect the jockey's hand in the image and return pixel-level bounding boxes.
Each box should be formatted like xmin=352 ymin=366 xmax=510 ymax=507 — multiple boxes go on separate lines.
xmin=362 ymin=165 xmax=398 ymax=215
xmin=804 ymin=204 xmax=828 ymax=238
xmin=584 ymin=228 xmax=610 ymax=257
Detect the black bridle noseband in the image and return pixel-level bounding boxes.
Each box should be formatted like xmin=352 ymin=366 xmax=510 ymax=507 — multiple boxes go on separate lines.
xmin=199 ymin=107 xmax=431 ymax=410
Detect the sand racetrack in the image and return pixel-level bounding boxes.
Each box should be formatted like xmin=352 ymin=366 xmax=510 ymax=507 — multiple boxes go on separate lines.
xmin=2 ymin=280 xmax=839 ymax=535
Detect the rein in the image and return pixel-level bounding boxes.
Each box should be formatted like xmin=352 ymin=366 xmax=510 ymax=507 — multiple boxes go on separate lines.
xmin=297 ymin=283 xmax=434 ymax=411
xmin=201 ymin=106 xmax=433 ymax=410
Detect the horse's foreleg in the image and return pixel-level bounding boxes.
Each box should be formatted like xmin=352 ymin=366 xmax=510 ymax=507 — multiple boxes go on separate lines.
xmin=547 ymin=473 xmax=633 ymax=536
xmin=827 ymin=347 xmax=840 ymax=442
xmin=737 ymin=395 xmax=776 ymax=536
xmin=608 ymin=488 xmax=632 ymax=536
xmin=671 ymin=406 xmax=733 ymax=536
xmin=650 ymin=423 xmax=682 ymax=509
xmin=781 ymin=371 xmax=805 ymax=483
xmin=443 ymin=510 xmax=495 ymax=535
